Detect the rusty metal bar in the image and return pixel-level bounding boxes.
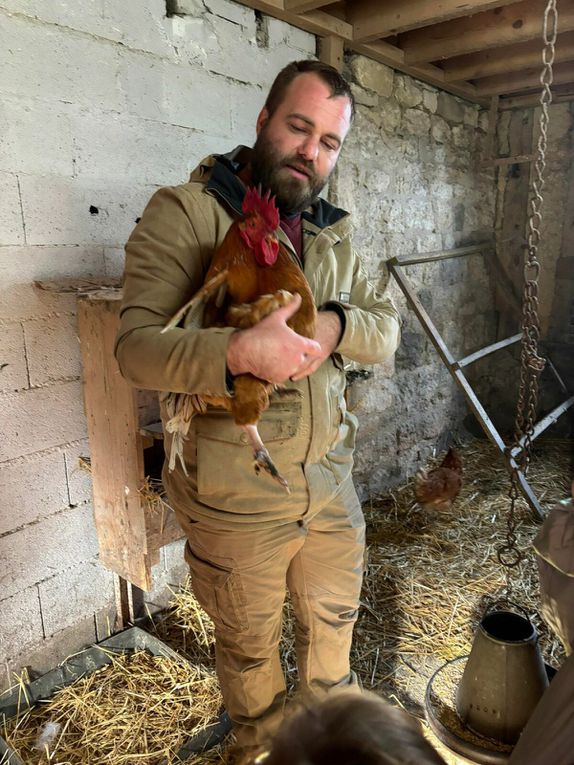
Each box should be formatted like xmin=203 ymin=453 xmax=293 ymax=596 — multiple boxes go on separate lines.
xmin=510 ymin=395 xmax=574 ymax=457
xmin=388 ymin=257 xmax=544 ymax=520
xmin=394 ymin=242 xmax=492 ymax=267
xmin=455 ymin=333 xmax=522 ymax=369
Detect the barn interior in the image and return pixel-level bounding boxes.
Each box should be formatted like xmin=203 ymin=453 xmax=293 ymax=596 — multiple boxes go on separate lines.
xmin=1 ymin=0 xmax=573 ymax=763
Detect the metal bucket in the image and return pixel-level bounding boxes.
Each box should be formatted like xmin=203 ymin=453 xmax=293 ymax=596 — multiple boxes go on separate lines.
xmin=455 ymin=607 xmax=549 ymax=744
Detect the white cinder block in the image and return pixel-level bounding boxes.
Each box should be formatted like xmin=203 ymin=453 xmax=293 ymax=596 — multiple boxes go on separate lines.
xmin=38 ymin=559 xmax=114 ymax=636
xmin=0 ymin=14 xmax=124 ymax=111
xmin=72 ymin=110 xmax=224 ymax=186
xmin=0 ymin=96 xmax=74 ymax=176
xmin=63 ymin=439 xmax=94 ymax=507
xmin=204 ymin=0 xmax=256 ymax=32
xmin=0 ymin=246 xmax=107 ymax=322
xmin=0 ymin=173 xmax=25 ymax=244
xmin=24 ymin=313 xmax=82 ymax=386
xmin=0 ymin=450 xmax=69 ymax=535
xmin=0 ymin=380 xmax=87 ymax=461
xmin=19 ymin=175 xmax=158 ymax=246
xmin=230 ymin=83 xmax=264 ymax=145
xmin=0 ymin=0 xmax=106 ymax=40
xmin=103 ymin=247 xmax=125 ymax=278
xmin=118 ymin=51 xmax=167 ymax=123
xmin=0 ymin=504 xmax=99 ymax=601
xmin=285 ymin=24 xmax=315 ymax=54
xmin=0 ymin=587 xmax=44 ymax=662
xmin=163 ymin=65 xmax=235 ymax=134
xmin=103 ymin=0 xmax=175 ymax=58
xmin=0 ymin=323 xmax=28 ymax=392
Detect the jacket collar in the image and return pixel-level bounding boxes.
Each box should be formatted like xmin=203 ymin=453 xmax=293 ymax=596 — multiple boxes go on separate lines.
xmin=191 ymin=146 xmax=349 ymax=232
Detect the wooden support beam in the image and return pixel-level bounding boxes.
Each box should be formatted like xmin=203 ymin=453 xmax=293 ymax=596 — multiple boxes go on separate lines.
xmin=485 ymin=94 xmax=499 ymax=161
xmin=499 ymin=84 xmax=574 ymax=107
xmin=318 ymin=34 xmax=344 ymax=71
xmin=283 ymin=0 xmax=332 ymax=12
xmin=349 ymin=0 xmax=523 ymax=43
xmin=442 ymin=31 xmax=574 ymax=82
xmin=400 ymin=0 xmax=574 ymax=65
xmin=350 ymin=40 xmax=489 ymax=105
xmin=238 ymin=1 xmax=353 ymax=39
xmin=475 ymin=61 xmax=574 ymax=96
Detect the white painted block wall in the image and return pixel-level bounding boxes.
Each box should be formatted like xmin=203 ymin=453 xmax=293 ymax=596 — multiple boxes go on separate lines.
xmin=0 ymin=0 xmax=315 ymax=687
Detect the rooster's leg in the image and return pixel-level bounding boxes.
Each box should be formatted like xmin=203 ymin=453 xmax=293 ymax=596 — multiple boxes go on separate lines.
xmin=241 ymin=424 xmax=290 ymax=494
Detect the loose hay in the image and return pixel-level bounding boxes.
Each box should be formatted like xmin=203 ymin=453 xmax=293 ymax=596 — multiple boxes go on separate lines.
xmin=3 ymin=651 xmax=222 ymax=765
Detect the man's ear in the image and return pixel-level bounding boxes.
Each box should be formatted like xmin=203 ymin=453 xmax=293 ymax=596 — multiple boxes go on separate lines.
xmin=256 ymin=107 xmax=269 ymax=136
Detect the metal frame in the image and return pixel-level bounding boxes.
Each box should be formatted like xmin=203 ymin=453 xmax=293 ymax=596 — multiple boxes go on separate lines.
xmin=389 ymin=243 xmax=574 ymax=520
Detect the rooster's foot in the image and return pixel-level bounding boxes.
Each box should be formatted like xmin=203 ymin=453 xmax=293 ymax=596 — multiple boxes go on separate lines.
xmin=253 ymin=449 xmax=290 ymax=494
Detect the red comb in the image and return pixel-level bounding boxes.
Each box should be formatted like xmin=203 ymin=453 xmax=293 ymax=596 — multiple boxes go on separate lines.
xmin=242 ymin=186 xmax=280 ymax=231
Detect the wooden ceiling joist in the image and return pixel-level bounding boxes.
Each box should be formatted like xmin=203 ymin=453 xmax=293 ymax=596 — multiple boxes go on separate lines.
xmin=349 ymin=0 xmax=525 ymax=43
xmin=475 ymin=61 xmax=574 ymax=95
xmin=442 ymin=32 xmax=574 ymax=82
xmin=399 ymin=0 xmax=574 ymax=64
xmin=232 ymin=1 xmax=574 ymax=105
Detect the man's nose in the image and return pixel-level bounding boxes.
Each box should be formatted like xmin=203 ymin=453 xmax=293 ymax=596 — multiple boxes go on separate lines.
xmin=298 ymin=136 xmax=319 ymax=162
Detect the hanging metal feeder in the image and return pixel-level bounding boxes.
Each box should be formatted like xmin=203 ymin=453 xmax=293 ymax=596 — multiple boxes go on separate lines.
xmin=425 ymin=603 xmax=551 ymax=764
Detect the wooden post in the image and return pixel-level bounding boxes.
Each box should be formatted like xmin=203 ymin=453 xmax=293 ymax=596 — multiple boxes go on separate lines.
xmin=318 ymin=35 xmax=344 ymax=71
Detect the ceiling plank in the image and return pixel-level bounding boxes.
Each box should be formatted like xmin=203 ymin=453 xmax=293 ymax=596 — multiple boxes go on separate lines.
xmin=351 ymin=40 xmax=490 ymax=105
xmin=284 ymin=0 xmax=335 ymax=12
xmin=239 ymin=0 xmax=353 ymax=38
xmin=499 ymin=84 xmax=574 ymax=107
xmin=400 ymin=0 xmax=574 ymax=64
xmin=442 ymin=31 xmax=574 ymax=81
xmin=349 ymin=0 xmax=524 ymax=43
xmin=475 ymin=61 xmax=574 ymax=95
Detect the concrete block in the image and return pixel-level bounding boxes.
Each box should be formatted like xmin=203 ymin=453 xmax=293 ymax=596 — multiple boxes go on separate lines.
xmin=118 ymin=51 xmax=166 ymax=123
xmin=0 ymin=173 xmax=25 ymax=244
xmin=0 ymin=323 xmax=28 ymax=392
xmin=163 ymin=64 xmax=235 ymax=134
xmin=284 ymin=23 xmax=315 ymax=54
xmin=170 ymin=0 xmax=205 ymax=14
xmin=350 ymin=56 xmax=393 ymax=98
xmin=202 ymin=17 xmax=265 ymax=84
xmin=0 ymin=14 xmax=124 ymax=111
xmin=64 ymin=439 xmax=94 ymax=507
xmin=204 ymin=0 xmax=256 ymax=32
xmin=170 ymin=15 xmax=216 ymax=69
xmin=72 ymin=110 xmax=220 ymax=186
xmin=102 ymin=0 xmax=175 ymax=58
xmin=0 ymin=0 xmax=106 ymax=40
xmin=38 ymin=558 xmax=114 ymax=636
xmin=146 ymin=538 xmax=188 ymax=608
xmin=19 ymin=175 xmax=158 ymax=246
xmin=230 ymin=83 xmax=264 ymax=145
xmin=2 ymin=613 xmax=98 ymax=691
xmin=103 ymin=247 xmax=126 ymax=278
xmin=0 ymin=380 xmax=87 ymax=461
xmin=24 ymin=313 xmax=82 ymax=386
xmin=0 ymin=586 xmax=43 ymax=665
xmin=0 ymin=504 xmax=99 ymax=601
xmin=0 ymin=450 xmax=69 ymax=535
xmin=0 ymin=246 xmax=106 ymax=322
xmin=0 ymin=96 xmax=74 ymax=176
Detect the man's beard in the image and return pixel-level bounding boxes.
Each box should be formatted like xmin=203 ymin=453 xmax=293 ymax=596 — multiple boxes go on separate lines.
xmin=250 ymin=128 xmax=329 ymax=215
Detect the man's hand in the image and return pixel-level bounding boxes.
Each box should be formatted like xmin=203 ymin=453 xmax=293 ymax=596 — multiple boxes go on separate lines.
xmin=226 ymin=293 xmax=322 ymax=384
xmin=289 ymin=310 xmax=342 ymax=381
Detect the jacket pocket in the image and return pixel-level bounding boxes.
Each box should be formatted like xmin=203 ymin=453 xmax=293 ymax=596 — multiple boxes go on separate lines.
xmin=185 ymin=545 xmax=248 ymax=632
xmin=195 ymin=399 xmax=304 ymax=511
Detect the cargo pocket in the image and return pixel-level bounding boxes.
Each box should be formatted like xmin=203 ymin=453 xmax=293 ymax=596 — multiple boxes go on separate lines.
xmin=185 ymin=545 xmax=248 ymax=632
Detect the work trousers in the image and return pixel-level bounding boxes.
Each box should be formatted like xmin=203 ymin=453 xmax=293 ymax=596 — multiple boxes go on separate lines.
xmin=177 ymin=478 xmax=365 ymax=749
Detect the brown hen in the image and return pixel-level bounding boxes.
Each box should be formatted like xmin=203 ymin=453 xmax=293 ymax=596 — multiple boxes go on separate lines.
xmin=414 ymin=447 xmax=463 ymax=510
xmin=161 ymin=187 xmax=316 ymax=491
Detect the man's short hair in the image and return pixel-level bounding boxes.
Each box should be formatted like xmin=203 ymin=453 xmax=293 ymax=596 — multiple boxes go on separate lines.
xmin=264 ymin=60 xmax=355 ymax=121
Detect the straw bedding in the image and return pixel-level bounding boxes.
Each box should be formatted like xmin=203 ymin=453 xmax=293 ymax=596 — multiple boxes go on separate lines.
xmin=4 ymin=438 xmax=570 ymax=764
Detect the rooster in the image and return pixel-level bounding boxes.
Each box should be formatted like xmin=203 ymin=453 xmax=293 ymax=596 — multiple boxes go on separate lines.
xmin=161 ymin=187 xmax=316 ymax=492
xmin=414 ymin=447 xmax=463 ymax=510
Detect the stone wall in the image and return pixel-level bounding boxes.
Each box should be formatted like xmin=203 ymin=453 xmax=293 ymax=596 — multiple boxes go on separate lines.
xmin=334 ymin=56 xmax=497 ymax=495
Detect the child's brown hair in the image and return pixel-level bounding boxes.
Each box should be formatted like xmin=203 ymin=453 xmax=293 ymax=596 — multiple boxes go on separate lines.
xmin=263 ymin=690 xmax=446 ymax=765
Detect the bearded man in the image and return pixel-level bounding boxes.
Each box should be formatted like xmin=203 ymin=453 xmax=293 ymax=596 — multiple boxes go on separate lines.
xmin=115 ymin=60 xmax=400 ymax=765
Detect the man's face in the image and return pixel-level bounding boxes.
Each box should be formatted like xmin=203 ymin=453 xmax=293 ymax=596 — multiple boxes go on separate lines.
xmin=251 ymin=72 xmax=352 ymax=214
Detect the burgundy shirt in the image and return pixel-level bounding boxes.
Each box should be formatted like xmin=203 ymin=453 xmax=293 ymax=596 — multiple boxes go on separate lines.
xmin=280 ymin=213 xmax=303 ymax=261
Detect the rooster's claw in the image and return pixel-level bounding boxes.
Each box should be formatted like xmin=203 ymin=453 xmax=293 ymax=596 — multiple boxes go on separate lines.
xmin=253 ymin=449 xmax=290 ymax=494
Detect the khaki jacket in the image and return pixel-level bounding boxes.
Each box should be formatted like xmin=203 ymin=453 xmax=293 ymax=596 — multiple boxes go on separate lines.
xmin=115 ymin=147 xmax=400 ymax=528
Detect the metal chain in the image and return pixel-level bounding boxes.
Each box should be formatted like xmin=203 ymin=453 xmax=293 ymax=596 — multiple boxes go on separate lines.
xmin=497 ymin=0 xmax=558 ymax=575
